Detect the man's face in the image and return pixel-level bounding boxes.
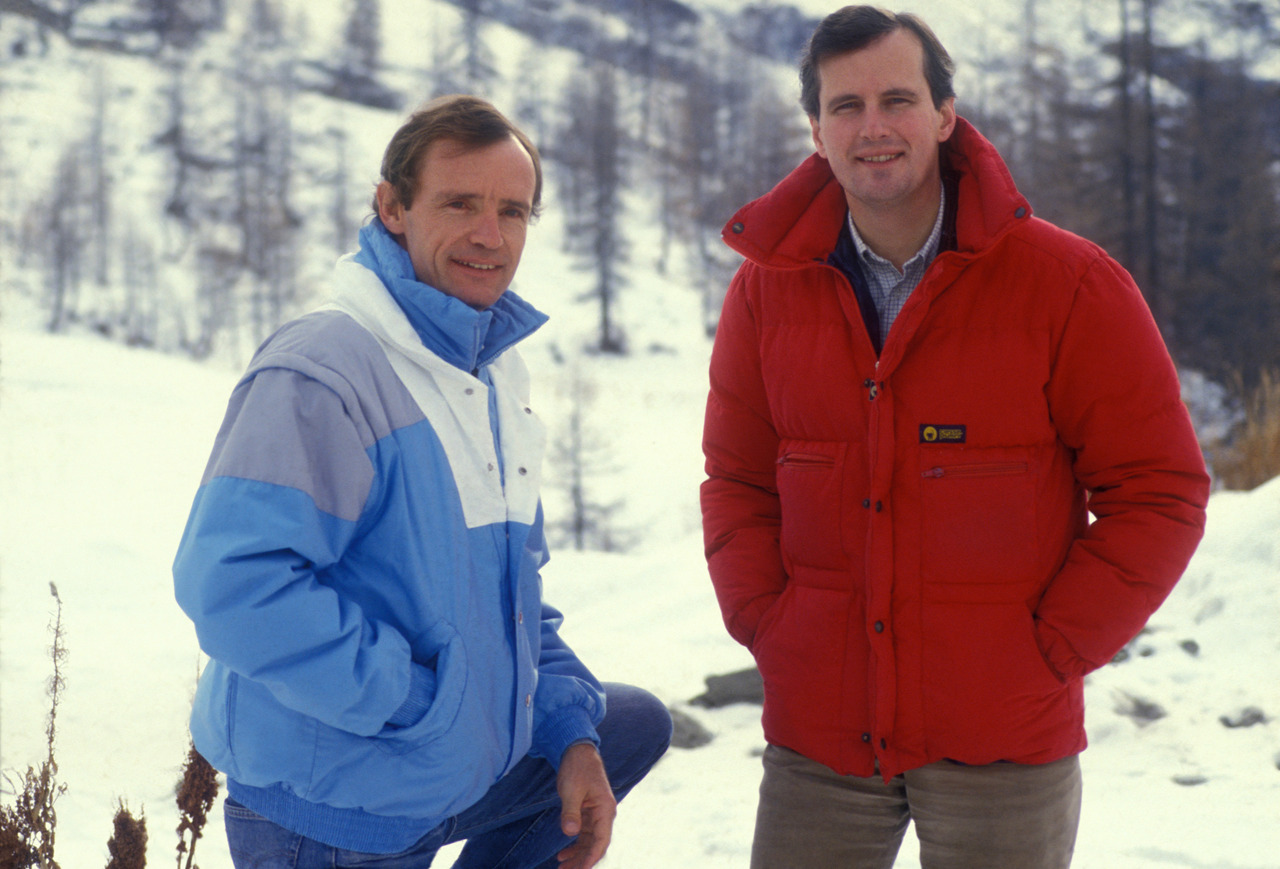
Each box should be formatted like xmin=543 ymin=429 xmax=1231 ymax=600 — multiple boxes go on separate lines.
xmin=809 ymin=29 xmax=956 ymax=221
xmin=377 ymin=136 xmax=536 ymax=310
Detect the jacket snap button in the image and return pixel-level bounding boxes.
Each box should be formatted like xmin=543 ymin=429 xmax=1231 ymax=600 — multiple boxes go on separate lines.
xmin=518 ymin=467 xmax=527 ymax=475
xmin=861 ymin=732 xmax=871 ymax=743
xmin=465 ymin=387 xmax=475 ymax=395
xmin=731 ymin=222 xmax=745 ymax=234
xmin=874 ymin=621 xmax=885 ymax=633
xmin=862 ymin=499 xmax=871 ymax=509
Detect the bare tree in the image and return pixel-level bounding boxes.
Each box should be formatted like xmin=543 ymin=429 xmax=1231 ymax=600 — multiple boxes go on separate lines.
xmin=233 ymin=0 xmax=301 ymax=346
xmin=330 ymin=0 xmax=389 ymax=106
xmin=547 ymin=363 xmax=630 ymax=552
xmin=339 ymin=0 xmax=381 ymax=77
xmin=1138 ymin=0 xmax=1163 ymax=323
xmin=457 ymin=0 xmax=497 ymax=96
xmin=1169 ymin=43 xmax=1280 ymax=383
xmin=660 ymin=43 xmax=807 ymax=335
xmin=559 ymin=60 xmax=628 ymax=354
xmin=41 ymin=145 xmax=86 ymax=333
xmin=119 ymin=218 xmax=160 ymax=347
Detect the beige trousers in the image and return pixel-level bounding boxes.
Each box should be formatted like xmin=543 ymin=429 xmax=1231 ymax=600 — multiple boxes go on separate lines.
xmin=750 ymin=745 xmax=1082 ymax=869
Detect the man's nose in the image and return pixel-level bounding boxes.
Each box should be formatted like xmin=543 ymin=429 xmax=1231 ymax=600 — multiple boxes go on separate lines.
xmin=860 ymin=108 xmax=892 ymax=139
xmin=470 ymin=212 xmax=503 ymax=248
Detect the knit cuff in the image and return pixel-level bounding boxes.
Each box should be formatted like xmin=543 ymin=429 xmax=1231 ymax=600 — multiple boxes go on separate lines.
xmin=386 ymin=664 xmax=437 ymax=729
xmin=535 ymin=704 xmax=601 ymax=770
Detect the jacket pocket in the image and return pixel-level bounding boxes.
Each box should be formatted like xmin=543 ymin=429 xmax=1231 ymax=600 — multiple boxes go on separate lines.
xmin=752 ymin=584 xmax=859 ymax=746
xmin=921 ymin=600 xmax=1072 ymax=758
xmin=374 ymin=627 xmax=469 ymax=755
xmin=919 ymin=454 xmax=1037 ymax=603
xmin=305 ymin=633 xmax=504 ymax=818
xmin=776 ymin=440 xmax=849 ymax=572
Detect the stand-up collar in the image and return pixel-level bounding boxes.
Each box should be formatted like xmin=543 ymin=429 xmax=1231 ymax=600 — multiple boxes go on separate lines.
xmin=352 ymin=219 xmax=547 ymax=372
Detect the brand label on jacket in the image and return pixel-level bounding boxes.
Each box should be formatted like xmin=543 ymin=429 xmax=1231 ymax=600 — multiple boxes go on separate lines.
xmin=920 ymin=424 xmax=966 ymax=444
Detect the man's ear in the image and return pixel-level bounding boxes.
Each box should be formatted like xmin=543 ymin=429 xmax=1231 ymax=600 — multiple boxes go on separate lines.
xmin=375 ymin=181 xmax=406 ymax=234
xmin=810 ymin=115 xmax=828 ymax=159
xmin=937 ymin=97 xmax=958 ymax=143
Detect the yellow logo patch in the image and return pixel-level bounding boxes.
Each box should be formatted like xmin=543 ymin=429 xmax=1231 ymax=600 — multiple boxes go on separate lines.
xmin=920 ymin=424 xmax=966 ymax=444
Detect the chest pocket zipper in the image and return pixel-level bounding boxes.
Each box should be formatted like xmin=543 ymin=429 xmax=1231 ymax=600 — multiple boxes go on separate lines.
xmin=921 ymin=462 xmax=1028 ymax=479
xmin=778 ymin=452 xmax=837 ymax=469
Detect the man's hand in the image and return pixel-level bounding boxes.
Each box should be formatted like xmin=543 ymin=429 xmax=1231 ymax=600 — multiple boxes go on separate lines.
xmin=555 ymin=742 xmax=617 ymax=868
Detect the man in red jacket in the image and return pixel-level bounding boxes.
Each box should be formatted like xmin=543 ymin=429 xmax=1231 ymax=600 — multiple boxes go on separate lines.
xmin=700 ymin=7 xmax=1210 ymax=868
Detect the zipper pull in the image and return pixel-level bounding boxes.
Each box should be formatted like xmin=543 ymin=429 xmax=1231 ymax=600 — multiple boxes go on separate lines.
xmin=864 ymin=378 xmax=878 ymax=401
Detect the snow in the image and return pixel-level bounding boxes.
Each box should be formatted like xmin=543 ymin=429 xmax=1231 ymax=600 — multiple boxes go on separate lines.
xmin=2 ymin=301 xmax=1278 ymax=867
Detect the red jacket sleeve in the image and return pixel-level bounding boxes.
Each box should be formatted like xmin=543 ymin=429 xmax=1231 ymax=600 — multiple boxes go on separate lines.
xmin=700 ymin=268 xmax=788 ymax=650
xmin=1036 ymin=253 xmax=1210 ymax=678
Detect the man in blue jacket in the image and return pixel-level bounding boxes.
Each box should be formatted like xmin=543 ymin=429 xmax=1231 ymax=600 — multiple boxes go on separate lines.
xmin=174 ymin=95 xmax=671 ymax=869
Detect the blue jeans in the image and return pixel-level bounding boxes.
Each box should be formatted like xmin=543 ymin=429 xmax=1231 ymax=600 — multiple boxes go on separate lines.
xmin=224 ymin=683 xmax=672 ymax=869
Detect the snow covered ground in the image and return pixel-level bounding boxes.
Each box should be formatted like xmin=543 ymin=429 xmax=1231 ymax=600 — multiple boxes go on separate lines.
xmin=1 ymin=310 xmax=1277 ymax=868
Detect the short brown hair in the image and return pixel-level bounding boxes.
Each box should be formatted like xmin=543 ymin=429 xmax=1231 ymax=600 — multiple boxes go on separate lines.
xmin=799 ymin=6 xmax=955 ymax=117
xmin=372 ymin=94 xmax=542 ymax=218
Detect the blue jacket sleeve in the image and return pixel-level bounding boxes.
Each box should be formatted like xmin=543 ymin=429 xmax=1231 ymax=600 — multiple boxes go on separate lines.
xmin=174 ymin=365 xmax=427 ymax=737
xmin=521 ymin=522 xmax=605 ymax=767
xmin=530 ymin=600 xmax=606 ymax=767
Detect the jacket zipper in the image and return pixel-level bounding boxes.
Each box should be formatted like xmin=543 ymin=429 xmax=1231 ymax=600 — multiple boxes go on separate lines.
xmin=778 ymin=452 xmax=835 ymax=468
xmin=921 ymin=462 xmax=1028 ymax=479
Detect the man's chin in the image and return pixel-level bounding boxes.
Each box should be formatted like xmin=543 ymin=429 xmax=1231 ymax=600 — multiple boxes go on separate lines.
xmin=442 ymin=282 xmax=510 ymax=310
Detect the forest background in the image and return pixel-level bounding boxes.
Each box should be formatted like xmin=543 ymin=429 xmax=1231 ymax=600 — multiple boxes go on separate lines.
xmin=1 ymin=0 xmax=1277 ymax=398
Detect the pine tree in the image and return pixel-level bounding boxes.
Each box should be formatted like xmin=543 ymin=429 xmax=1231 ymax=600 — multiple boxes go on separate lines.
xmin=559 ymin=60 xmax=629 ymax=354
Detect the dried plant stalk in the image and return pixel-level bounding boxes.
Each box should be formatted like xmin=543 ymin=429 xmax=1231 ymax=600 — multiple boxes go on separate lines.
xmin=105 ymin=802 xmax=148 ymax=869
xmin=0 ymin=583 xmax=68 ymax=869
xmin=174 ymin=744 xmax=218 ymax=869
xmin=1214 ymin=367 xmax=1280 ymax=491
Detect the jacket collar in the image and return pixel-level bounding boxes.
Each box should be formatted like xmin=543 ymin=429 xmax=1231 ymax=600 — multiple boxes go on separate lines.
xmin=351 ymin=219 xmax=547 ymax=372
xmin=722 ymin=117 xmax=1030 ymax=268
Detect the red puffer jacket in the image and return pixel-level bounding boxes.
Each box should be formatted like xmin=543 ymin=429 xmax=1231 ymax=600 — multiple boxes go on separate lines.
xmin=701 ymin=118 xmax=1210 ymax=779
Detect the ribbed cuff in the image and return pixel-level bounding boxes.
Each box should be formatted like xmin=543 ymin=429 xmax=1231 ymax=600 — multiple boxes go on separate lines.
xmin=534 ymin=704 xmax=600 ymax=770
xmin=387 ymin=664 xmax=437 ymax=728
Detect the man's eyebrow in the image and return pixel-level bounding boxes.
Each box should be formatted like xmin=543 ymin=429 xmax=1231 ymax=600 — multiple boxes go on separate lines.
xmin=431 ymin=191 xmax=531 ymax=212
xmin=431 ymin=190 xmax=479 ymax=204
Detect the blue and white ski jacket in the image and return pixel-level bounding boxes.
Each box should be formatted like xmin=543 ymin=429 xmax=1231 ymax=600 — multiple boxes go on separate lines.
xmin=174 ymin=220 xmax=605 ymax=853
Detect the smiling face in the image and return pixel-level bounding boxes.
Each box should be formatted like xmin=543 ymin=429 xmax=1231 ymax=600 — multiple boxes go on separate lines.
xmin=809 ymin=28 xmax=956 ymax=226
xmin=376 ymin=135 xmax=537 ymax=310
